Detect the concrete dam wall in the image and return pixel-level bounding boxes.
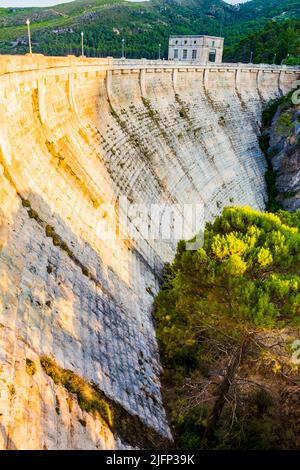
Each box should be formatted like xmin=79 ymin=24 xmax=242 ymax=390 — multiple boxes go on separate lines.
xmin=0 ymin=54 xmax=298 ymax=449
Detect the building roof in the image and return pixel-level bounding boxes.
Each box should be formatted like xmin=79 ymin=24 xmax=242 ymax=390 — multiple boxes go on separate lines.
xmin=169 ymin=35 xmax=224 ymax=40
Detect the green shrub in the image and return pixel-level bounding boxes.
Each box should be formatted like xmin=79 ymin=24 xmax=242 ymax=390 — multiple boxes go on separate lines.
xmin=276 ymin=112 xmax=294 ymax=136
xmin=154 ymin=206 xmax=300 ymax=449
xmin=265 ymin=167 xmax=283 ymax=212
xmin=282 ymin=190 xmax=297 ymax=199
xmin=261 ymin=91 xmax=294 ymax=130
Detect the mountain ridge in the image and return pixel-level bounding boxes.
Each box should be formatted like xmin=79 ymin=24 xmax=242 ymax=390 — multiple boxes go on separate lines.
xmin=0 ymin=0 xmax=298 ymax=62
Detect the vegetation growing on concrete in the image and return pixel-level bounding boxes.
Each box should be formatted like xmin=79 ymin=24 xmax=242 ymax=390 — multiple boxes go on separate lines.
xmin=141 ymin=97 xmax=159 ymax=123
xmin=45 ymin=139 xmax=98 ymax=208
xmin=40 ymin=355 xmax=170 ymax=449
xmin=8 ymin=384 xmax=16 ymax=398
xmin=174 ymin=94 xmax=191 ymax=126
xmin=26 ymin=359 xmax=37 ymax=377
xmin=22 ymin=199 xmax=43 ymax=223
xmin=22 ymin=196 xmax=96 ymax=282
xmin=154 ymin=206 xmax=300 ymax=449
xmin=141 ymin=97 xmax=170 ymax=142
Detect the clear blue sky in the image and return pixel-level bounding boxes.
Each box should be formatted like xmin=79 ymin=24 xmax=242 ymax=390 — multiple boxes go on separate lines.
xmin=0 ymin=0 xmax=250 ymax=7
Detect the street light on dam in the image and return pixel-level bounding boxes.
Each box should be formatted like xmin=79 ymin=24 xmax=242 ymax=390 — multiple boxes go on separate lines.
xmin=158 ymin=43 xmax=161 ymax=60
xmin=26 ymin=19 xmax=32 ymax=55
xmin=281 ymin=53 xmax=290 ymax=65
xmin=81 ymin=32 xmax=84 ymax=57
xmin=121 ymin=38 xmax=125 ymax=59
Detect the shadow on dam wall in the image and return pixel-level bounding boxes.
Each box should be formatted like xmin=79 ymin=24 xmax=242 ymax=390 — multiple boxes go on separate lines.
xmin=0 ymin=191 xmax=169 ymax=449
xmin=0 ymin=55 xmax=299 ymax=448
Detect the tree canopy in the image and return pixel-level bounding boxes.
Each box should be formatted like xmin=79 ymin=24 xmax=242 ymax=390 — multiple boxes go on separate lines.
xmin=154 ymin=206 xmax=300 ymax=449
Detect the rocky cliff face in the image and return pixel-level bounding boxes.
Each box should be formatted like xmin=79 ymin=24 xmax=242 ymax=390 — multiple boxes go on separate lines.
xmin=0 ymin=55 xmax=298 ymax=449
xmin=264 ymin=96 xmax=300 ymax=211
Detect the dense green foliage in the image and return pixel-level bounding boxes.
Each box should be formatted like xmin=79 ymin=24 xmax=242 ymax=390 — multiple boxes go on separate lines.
xmin=225 ymin=19 xmax=300 ymax=65
xmin=156 ymin=206 xmax=300 ymax=363
xmin=0 ymin=0 xmax=299 ymax=63
xmin=154 ymin=206 xmax=300 ymax=449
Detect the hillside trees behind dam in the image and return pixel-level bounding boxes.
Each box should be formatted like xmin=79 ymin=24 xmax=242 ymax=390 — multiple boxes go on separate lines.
xmin=0 ymin=0 xmax=299 ymax=64
xmin=225 ymin=19 xmax=300 ymax=66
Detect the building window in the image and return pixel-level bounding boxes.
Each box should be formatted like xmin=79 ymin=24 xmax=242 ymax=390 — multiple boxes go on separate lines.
xmin=182 ymin=49 xmax=188 ymax=59
xmin=209 ymin=49 xmax=216 ymax=62
xmin=209 ymin=50 xmax=216 ymax=62
xmin=184 ymin=40 xmax=187 ymax=44
xmin=175 ymin=40 xmax=178 ymax=44
xmin=212 ymin=41 xmax=215 ymax=47
xmin=174 ymin=49 xmax=179 ymax=59
xmin=194 ymin=40 xmax=197 ymax=44
xmin=192 ymin=49 xmax=197 ymax=59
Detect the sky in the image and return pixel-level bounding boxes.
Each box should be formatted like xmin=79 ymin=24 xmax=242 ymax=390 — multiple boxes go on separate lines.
xmin=0 ymin=0 xmax=75 ymax=6
xmin=0 ymin=0 xmax=250 ymax=7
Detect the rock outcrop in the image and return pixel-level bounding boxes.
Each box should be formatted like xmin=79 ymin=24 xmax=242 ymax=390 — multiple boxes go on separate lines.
xmin=265 ymin=96 xmax=300 ymax=211
xmin=0 ymin=55 xmax=298 ymax=449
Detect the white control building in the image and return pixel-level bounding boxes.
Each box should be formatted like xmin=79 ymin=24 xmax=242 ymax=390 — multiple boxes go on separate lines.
xmin=168 ymin=35 xmax=224 ymax=63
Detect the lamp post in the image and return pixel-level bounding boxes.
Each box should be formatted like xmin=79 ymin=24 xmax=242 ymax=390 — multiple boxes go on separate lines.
xmin=281 ymin=53 xmax=290 ymax=65
xmin=250 ymin=51 xmax=253 ymax=63
xmin=121 ymin=38 xmax=125 ymax=59
xmin=158 ymin=43 xmax=161 ymax=60
xmin=81 ymin=32 xmax=84 ymax=57
xmin=272 ymin=53 xmax=277 ymax=65
xmin=26 ymin=19 xmax=32 ymax=55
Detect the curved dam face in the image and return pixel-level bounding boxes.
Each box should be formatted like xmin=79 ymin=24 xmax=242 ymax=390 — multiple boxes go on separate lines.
xmin=0 ymin=55 xmax=298 ymax=449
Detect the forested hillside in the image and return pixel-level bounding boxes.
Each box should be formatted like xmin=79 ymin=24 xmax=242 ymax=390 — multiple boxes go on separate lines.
xmin=225 ymin=19 xmax=300 ymax=64
xmin=0 ymin=0 xmax=299 ymax=63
